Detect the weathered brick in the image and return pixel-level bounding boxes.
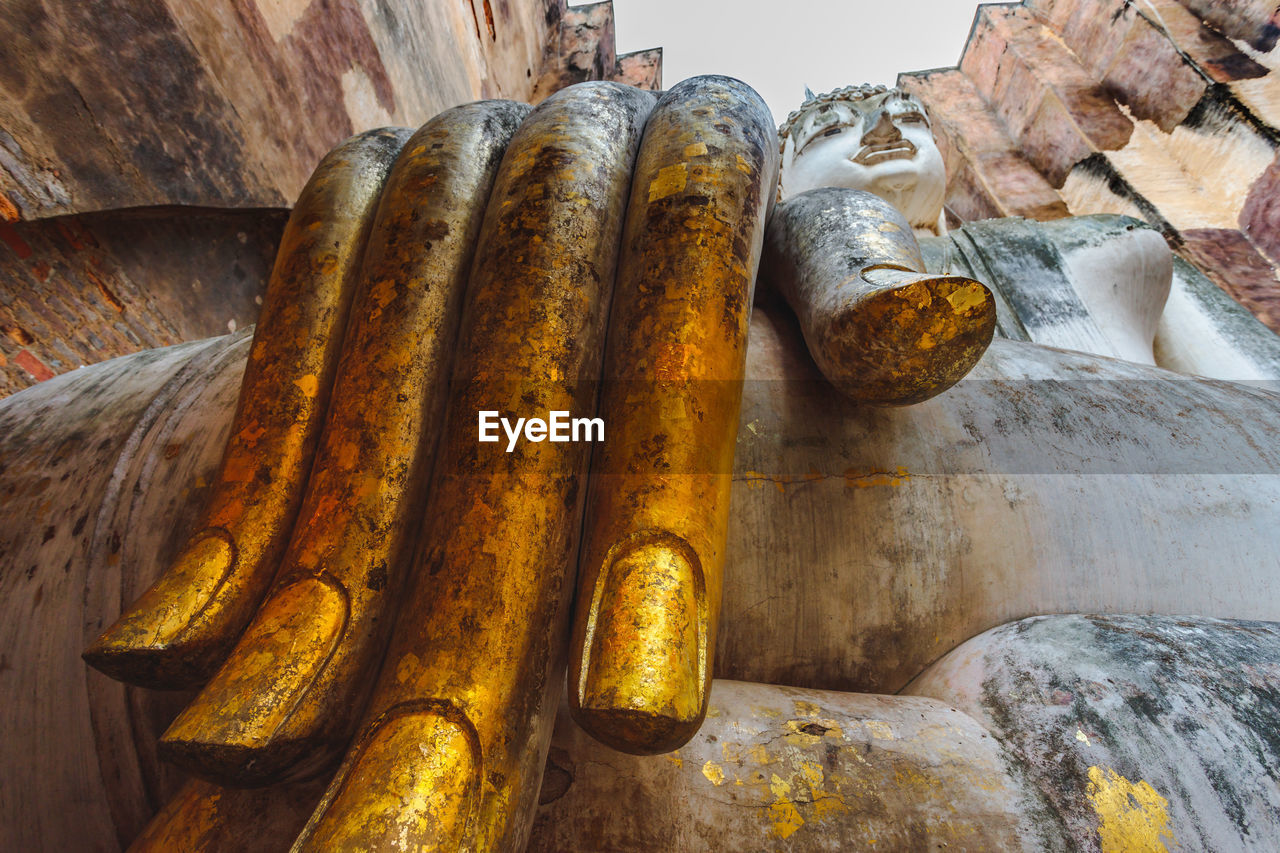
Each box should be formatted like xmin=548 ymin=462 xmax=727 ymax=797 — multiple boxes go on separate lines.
xmin=0 ymin=208 xmax=284 ymax=398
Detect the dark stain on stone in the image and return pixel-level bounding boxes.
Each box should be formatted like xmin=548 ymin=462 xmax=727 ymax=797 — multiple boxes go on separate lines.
xmin=1203 ymin=51 xmax=1268 ymax=82
xmin=421 ymin=220 xmax=450 ymax=242
xmin=367 ymin=560 xmax=387 ymax=592
xmin=1183 ymin=84 xmax=1280 ymax=146
xmin=538 ymin=747 xmax=574 ymax=804
xmin=1071 ymin=153 xmax=1174 ymax=239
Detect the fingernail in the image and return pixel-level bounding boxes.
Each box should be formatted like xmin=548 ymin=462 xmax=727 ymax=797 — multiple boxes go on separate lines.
xmin=300 ymin=708 xmax=480 ymax=851
xmin=576 ymin=538 xmax=706 ymax=754
xmin=160 ymin=577 xmax=347 ymax=785
xmin=83 ymin=531 xmax=235 ymax=686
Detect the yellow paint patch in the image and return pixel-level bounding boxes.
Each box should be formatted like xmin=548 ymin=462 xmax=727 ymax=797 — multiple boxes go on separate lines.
xmin=812 ymin=792 xmax=851 ymax=822
xmin=864 ymin=720 xmax=895 ymax=740
xmin=648 ymin=163 xmax=688 ymax=202
xmin=896 ymin=281 xmax=933 ymax=310
xmin=799 ymin=760 xmax=824 ymax=792
xmin=684 ymin=142 xmax=708 ymax=157
xmin=801 ymin=753 xmax=851 ymax=824
xmin=945 ymin=283 xmax=988 ymax=313
xmin=794 ymin=700 xmax=821 ymax=717
xmin=768 ymin=774 xmax=805 ymax=839
xmin=1076 ymin=729 xmax=1091 ymax=746
xmin=702 ymin=761 xmax=726 ymax=786
xmin=735 ymin=154 xmax=753 ymax=174
xmin=783 ymin=717 xmax=844 ymax=747
xmin=1086 ymin=765 xmax=1175 ymax=853
xmin=294 ymin=374 xmax=320 ymax=398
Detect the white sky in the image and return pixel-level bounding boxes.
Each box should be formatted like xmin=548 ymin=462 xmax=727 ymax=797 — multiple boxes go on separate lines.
xmin=612 ymin=0 xmax=987 ymax=126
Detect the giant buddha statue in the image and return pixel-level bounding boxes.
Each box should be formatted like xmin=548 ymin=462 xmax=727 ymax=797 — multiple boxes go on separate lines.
xmin=4 ymin=75 xmax=1280 ymax=852
xmin=779 ymin=84 xmax=949 ymax=237
xmin=775 ymin=84 xmax=1280 ymax=381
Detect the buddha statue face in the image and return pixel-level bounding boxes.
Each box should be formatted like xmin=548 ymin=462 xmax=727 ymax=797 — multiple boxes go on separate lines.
xmin=779 ymin=85 xmax=947 ymax=234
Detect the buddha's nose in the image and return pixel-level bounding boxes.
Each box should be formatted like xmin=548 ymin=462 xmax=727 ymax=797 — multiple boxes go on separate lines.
xmin=860 ymin=108 xmax=900 ymax=145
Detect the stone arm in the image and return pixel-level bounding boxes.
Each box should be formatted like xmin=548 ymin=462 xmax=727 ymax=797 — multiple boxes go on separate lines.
xmin=761 ymin=187 xmax=994 ymax=406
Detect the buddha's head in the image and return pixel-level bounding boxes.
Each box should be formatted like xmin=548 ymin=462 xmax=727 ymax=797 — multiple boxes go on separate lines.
xmin=779 ymin=85 xmax=946 ymax=235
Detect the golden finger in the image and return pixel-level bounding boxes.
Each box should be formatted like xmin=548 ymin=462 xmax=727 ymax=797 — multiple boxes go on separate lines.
xmin=126 ymin=777 xmax=327 ymax=853
xmin=568 ymin=75 xmax=779 ymax=755
xmin=84 ymin=129 xmax=410 ymax=688
xmin=158 ymin=101 xmax=531 ymax=786
xmin=292 ymin=82 xmax=656 ymax=852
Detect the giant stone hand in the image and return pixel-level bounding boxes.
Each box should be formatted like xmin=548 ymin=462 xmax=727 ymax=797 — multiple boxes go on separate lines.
xmin=86 ymin=77 xmax=780 ymax=851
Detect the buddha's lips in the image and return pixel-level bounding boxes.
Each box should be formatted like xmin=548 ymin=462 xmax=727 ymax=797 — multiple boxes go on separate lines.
xmin=853 ymin=140 xmax=917 ymax=165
